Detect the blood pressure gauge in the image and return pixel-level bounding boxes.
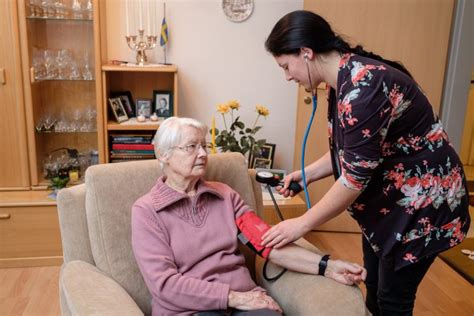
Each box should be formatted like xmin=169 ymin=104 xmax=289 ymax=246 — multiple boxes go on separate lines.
xmin=256 ymin=170 xmax=302 ymax=193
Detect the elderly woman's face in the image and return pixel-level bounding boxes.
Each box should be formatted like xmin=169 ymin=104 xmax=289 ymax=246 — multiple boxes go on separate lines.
xmin=166 ymin=125 xmax=208 ymax=179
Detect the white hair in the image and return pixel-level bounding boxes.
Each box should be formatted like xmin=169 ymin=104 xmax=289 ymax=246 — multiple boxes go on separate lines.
xmin=153 ymin=117 xmax=207 ymax=168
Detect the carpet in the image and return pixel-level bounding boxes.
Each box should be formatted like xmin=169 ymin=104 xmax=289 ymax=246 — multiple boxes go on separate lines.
xmin=438 ymin=238 xmax=474 ymax=284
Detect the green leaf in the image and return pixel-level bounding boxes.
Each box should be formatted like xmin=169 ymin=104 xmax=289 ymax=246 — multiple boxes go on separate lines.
xmin=235 ymin=121 xmax=245 ymax=129
xmin=256 ymin=139 xmax=266 ymax=146
xmin=240 ymin=137 xmax=249 ymax=148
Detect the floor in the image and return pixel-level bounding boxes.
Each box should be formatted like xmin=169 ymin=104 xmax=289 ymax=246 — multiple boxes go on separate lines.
xmin=0 ymin=232 xmax=473 ymax=316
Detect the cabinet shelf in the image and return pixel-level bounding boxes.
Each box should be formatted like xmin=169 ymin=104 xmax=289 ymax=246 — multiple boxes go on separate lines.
xmin=33 ymin=78 xmax=95 ymax=82
xmin=36 ymin=131 xmax=97 ymax=134
xmin=107 ymin=118 xmax=161 ymax=131
xmin=102 ymin=64 xmax=177 ymax=73
xmin=102 ymin=64 xmax=178 ymax=162
xmin=26 ymin=16 xmax=92 ymax=22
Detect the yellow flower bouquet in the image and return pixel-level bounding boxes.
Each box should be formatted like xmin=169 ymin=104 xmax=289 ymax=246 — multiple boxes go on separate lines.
xmin=211 ymin=100 xmax=269 ymax=157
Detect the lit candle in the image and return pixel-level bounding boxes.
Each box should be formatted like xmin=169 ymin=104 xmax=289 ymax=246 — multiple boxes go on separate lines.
xmin=125 ymin=0 xmax=129 ymax=35
xmin=139 ymin=0 xmax=143 ymax=30
xmin=211 ymin=116 xmax=217 ymax=154
xmin=146 ymin=0 xmax=151 ymax=34
xmin=155 ymin=0 xmax=158 ymax=35
xmin=150 ymin=0 xmax=155 ymax=35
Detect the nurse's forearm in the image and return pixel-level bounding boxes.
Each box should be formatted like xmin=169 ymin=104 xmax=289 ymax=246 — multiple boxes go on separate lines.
xmin=300 ymin=179 xmax=361 ymax=231
xmin=305 ymin=151 xmax=333 ymax=183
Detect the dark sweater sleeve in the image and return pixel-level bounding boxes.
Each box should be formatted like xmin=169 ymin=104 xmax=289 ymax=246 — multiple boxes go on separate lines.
xmin=339 ymin=85 xmax=393 ymax=191
xmin=131 ymin=200 xmax=230 ymax=313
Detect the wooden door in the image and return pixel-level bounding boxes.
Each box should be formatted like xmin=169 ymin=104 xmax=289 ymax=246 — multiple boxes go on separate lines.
xmin=295 ymin=0 xmax=455 ymax=232
xmin=0 ymin=0 xmax=30 ymax=190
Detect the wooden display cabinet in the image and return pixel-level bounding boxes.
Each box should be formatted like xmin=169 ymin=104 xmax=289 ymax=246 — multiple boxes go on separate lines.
xmin=101 ymin=64 xmax=178 ymax=163
xmin=0 ymin=0 xmax=30 ymax=190
xmin=0 ymin=190 xmax=62 ymax=268
xmin=18 ymin=0 xmax=102 ymax=188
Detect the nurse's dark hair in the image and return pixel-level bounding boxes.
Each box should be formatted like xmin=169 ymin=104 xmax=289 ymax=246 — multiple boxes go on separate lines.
xmin=265 ymin=10 xmax=412 ymax=78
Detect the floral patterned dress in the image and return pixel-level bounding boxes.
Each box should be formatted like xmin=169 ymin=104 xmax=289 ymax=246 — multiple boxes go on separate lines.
xmin=328 ymin=53 xmax=470 ymax=270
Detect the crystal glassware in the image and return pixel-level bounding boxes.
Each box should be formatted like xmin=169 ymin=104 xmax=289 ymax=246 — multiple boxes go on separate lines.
xmin=82 ymin=51 xmax=93 ymax=80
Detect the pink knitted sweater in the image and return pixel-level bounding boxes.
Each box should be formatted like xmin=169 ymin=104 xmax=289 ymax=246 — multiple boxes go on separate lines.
xmin=131 ymin=176 xmax=262 ymax=315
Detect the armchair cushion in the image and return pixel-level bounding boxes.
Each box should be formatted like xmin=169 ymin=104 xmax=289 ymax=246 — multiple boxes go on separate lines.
xmin=60 ymin=260 xmax=143 ymax=316
xmin=256 ymin=239 xmax=367 ymax=315
xmin=57 ymin=184 xmax=94 ymax=264
xmin=85 ymin=160 xmax=159 ymax=314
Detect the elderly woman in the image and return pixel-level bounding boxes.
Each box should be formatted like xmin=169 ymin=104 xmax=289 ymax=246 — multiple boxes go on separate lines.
xmin=131 ymin=117 xmax=366 ymax=315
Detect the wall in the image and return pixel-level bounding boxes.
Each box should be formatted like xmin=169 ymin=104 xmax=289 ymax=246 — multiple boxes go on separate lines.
xmin=104 ymin=0 xmax=303 ymax=171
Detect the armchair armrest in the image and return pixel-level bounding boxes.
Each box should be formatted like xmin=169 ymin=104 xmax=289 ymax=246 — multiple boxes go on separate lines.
xmin=60 ymin=260 xmax=143 ymax=316
xmin=255 ymin=239 xmax=367 ymax=315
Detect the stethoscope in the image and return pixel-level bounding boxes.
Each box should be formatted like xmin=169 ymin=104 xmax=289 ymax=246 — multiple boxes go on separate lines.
xmin=255 ymin=52 xmax=318 ymax=281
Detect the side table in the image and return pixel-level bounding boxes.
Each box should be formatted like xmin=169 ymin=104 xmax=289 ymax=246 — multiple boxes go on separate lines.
xmin=262 ymin=195 xmax=307 ymax=225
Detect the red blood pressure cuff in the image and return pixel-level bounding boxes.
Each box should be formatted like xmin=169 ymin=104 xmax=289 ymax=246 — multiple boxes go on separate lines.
xmin=236 ymin=212 xmax=272 ymax=259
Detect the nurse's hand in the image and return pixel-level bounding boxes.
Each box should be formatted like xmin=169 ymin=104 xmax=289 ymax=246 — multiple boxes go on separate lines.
xmin=261 ymin=216 xmax=310 ymax=248
xmin=276 ymin=170 xmax=303 ymax=197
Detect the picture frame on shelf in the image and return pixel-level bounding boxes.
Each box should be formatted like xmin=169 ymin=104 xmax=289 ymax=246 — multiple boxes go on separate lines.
xmin=153 ymin=90 xmax=173 ymax=118
xmin=254 ymin=158 xmax=272 ymax=169
xmin=110 ymin=91 xmax=135 ymax=117
xmin=250 ymin=143 xmax=276 ymax=169
xmin=136 ymin=99 xmax=153 ymax=118
xmin=108 ymin=97 xmax=129 ymax=123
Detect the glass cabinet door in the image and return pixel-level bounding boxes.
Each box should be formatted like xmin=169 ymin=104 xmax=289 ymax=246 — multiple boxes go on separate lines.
xmin=20 ymin=0 xmax=100 ymax=187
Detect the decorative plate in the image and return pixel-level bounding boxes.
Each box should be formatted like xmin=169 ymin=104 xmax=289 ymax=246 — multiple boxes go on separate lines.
xmin=222 ymin=0 xmax=254 ymax=23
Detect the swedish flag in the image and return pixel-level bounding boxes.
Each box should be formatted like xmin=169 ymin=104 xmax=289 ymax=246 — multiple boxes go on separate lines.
xmin=160 ymin=17 xmax=168 ymax=47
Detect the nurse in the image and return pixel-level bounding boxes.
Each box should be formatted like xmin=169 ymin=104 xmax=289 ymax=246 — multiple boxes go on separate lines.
xmin=261 ymin=10 xmax=470 ymax=316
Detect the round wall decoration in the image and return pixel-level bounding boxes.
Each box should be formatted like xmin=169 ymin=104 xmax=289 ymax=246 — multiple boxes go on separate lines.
xmin=222 ymin=0 xmax=254 ymax=23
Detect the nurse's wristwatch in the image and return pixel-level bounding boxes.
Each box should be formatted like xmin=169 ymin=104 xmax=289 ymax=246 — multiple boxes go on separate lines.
xmin=318 ymin=254 xmax=331 ymax=276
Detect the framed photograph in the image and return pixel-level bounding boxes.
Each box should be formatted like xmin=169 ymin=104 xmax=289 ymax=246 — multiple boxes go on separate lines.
xmin=250 ymin=143 xmax=276 ymax=169
xmin=254 ymin=158 xmax=272 ymax=169
xmin=136 ymin=99 xmax=153 ymax=118
xmin=153 ymin=90 xmax=173 ymax=118
xmin=110 ymin=91 xmax=135 ymax=117
xmin=108 ymin=97 xmax=128 ymax=123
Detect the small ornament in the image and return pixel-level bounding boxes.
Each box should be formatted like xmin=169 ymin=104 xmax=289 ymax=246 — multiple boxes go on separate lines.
xmin=137 ymin=114 xmax=146 ymax=122
xmin=150 ymin=112 xmax=159 ymax=121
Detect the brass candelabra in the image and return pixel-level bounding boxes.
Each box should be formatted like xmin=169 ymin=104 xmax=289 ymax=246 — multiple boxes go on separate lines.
xmin=125 ymin=29 xmax=157 ymax=65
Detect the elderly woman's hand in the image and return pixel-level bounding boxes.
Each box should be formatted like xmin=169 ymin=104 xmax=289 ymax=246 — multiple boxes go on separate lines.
xmin=228 ymin=290 xmax=282 ymax=313
xmin=324 ymin=260 xmax=367 ymax=285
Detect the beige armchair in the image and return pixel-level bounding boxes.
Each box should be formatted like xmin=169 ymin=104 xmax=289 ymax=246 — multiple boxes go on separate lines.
xmin=57 ymin=152 xmax=366 ymax=315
